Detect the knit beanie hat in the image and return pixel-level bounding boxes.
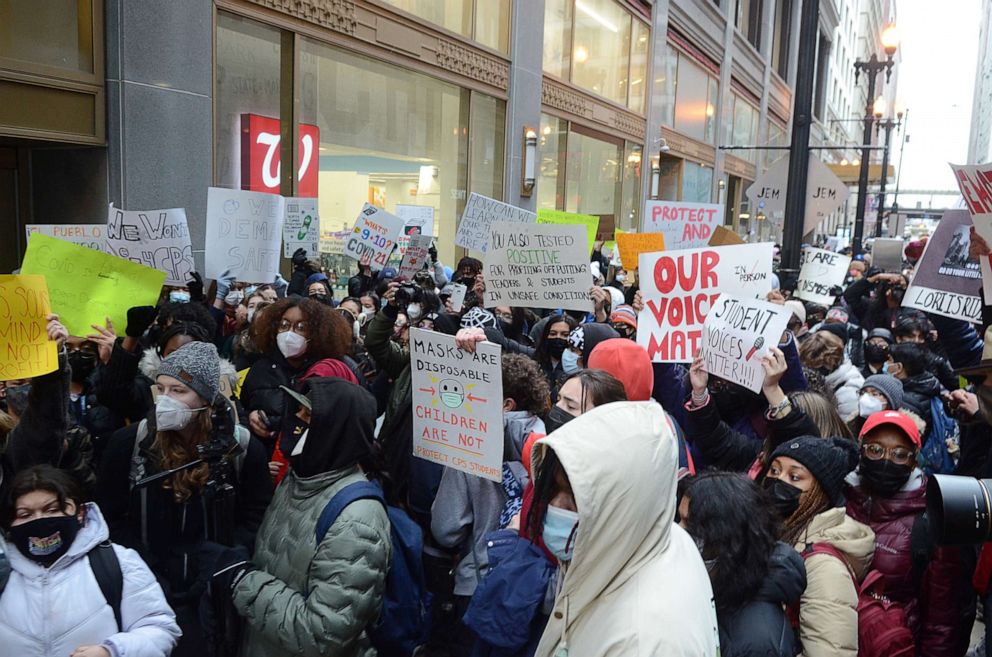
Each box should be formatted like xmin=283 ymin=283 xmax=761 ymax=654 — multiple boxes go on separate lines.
xmin=609 ymin=304 xmax=638 ymax=329
xmin=460 ymin=306 xmax=498 ymax=329
xmin=568 ymin=323 xmax=620 ymax=363
xmin=769 ymin=435 xmax=859 ymax=506
xmin=862 ymin=374 xmax=904 ymax=411
xmin=305 ymin=272 xmax=329 ymax=288
xmin=158 ymin=341 xmax=220 ymax=404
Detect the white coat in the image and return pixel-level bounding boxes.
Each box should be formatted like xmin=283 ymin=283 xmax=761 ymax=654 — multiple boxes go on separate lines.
xmin=826 ymin=359 xmax=865 ymax=422
xmin=0 ymin=502 xmax=180 ymax=657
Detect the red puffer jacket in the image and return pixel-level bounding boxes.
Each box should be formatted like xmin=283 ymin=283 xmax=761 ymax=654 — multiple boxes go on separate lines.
xmin=845 ymin=471 xmax=962 ymax=657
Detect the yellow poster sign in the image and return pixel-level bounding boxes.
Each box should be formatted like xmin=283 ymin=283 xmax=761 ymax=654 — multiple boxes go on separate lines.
xmin=0 ymin=275 xmax=58 ymax=380
xmin=617 ymin=232 xmax=666 ymax=270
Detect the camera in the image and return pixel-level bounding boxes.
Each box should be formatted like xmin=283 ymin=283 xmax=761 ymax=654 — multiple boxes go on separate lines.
xmin=395 ymin=282 xmax=424 ymax=307
xmin=926 ymin=474 xmax=992 ymax=544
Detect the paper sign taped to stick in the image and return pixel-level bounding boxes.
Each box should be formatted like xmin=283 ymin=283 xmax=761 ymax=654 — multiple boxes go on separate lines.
xmin=399 ymin=234 xmax=434 ymax=280
xmin=795 ymin=247 xmax=851 ymax=306
xmin=448 ymin=283 xmax=467 ymax=313
xmin=0 ymin=275 xmax=58 ymax=381
xmin=106 ymin=204 xmax=194 ymax=286
xmin=643 ymin=200 xmax=723 ymax=250
xmin=410 ymin=328 xmax=503 ymax=482
xmin=871 ymin=238 xmax=904 ymax=272
xmin=21 ymin=234 xmax=166 ymax=337
xmin=637 ymin=243 xmax=775 ymax=363
xmin=344 ymin=203 xmax=405 ymax=268
xmin=205 ymin=187 xmax=285 ymax=282
xmin=455 ymin=193 xmax=536 ymax=253
xmin=536 ymin=209 xmax=599 ymax=252
xmin=26 ymin=225 xmax=104 ymax=251
xmin=903 ymin=209 xmax=982 ymax=322
xmin=395 ymin=205 xmax=436 ymax=237
xmin=701 ymin=293 xmax=792 ymax=393
xmin=617 ymin=232 xmax=665 ymax=270
xmin=282 ymin=198 xmax=320 ymax=258
xmin=951 ymin=163 xmax=992 ymax=302
xmin=484 ymin=221 xmax=593 ymax=313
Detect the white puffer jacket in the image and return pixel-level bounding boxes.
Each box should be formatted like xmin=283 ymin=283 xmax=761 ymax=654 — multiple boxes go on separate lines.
xmin=0 ymin=503 xmax=180 ymax=657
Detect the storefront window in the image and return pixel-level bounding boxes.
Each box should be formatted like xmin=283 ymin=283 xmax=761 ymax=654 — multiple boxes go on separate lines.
xmin=628 ymin=20 xmax=649 ymax=114
xmin=469 ymin=93 xmax=506 ymax=202
xmin=673 ymin=54 xmax=719 ymax=143
xmin=620 ymin=141 xmax=642 ymax=231
xmin=543 ymin=0 xmax=572 ymax=79
xmin=731 ymin=93 xmax=760 ymax=163
xmin=565 ymin=128 xmax=620 ymax=218
xmin=0 ymin=0 xmax=94 ymax=73
xmin=682 ymin=161 xmax=713 ymax=203
xmin=381 ymin=0 xmax=510 ymax=53
xmin=537 ymin=114 xmax=567 ymax=211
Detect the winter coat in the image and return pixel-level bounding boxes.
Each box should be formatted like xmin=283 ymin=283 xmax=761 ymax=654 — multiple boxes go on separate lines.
xmin=241 ymin=349 xmax=316 ymax=446
xmin=348 ymin=273 xmax=376 ymax=299
xmin=0 ymin=503 xmax=180 ymax=657
xmin=718 ymin=542 xmax=806 ymax=657
xmin=926 ymin=313 xmax=983 ymax=371
xmin=69 ymin=376 xmax=125 ymax=460
xmin=532 ymin=402 xmax=720 ymax=657
xmin=791 ymin=507 xmax=875 ymax=657
xmin=845 ymin=470 xmax=963 ymax=657
xmin=825 ymin=360 xmax=865 ymax=422
xmin=900 ymin=372 xmax=943 ymax=431
xmin=232 ymin=467 xmax=391 ymax=657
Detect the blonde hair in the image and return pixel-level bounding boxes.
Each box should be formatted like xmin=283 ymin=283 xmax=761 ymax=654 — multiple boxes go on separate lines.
xmin=799 ymin=331 xmax=845 ymax=373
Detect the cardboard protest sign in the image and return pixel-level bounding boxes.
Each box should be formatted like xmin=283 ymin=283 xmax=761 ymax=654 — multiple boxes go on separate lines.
xmin=282 ymin=198 xmax=320 ymax=258
xmin=701 ymin=294 xmax=792 ymax=393
xmin=795 ymin=248 xmax=851 ymax=306
xmin=448 ymin=283 xmax=467 ymax=313
xmin=395 ymin=204 xmax=436 ymax=237
xmin=0 ymin=275 xmax=58 ymax=380
xmin=825 ymin=236 xmax=844 ymax=252
xmin=205 ymin=187 xmax=284 ymax=282
xmin=951 ymin=163 xmax=992 ymax=301
xmin=455 ymin=193 xmax=536 ymax=253
xmin=903 ymin=209 xmax=982 ymax=322
xmin=105 ymin=204 xmax=193 ymax=286
xmin=484 ymin=221 xmax=593 ymax=313
xmin=21 ymin=234 xmax=166 ymax=337
xmin=344 ymin=203 xmax=405 ymax=268
xmin=399 ymin=234 xmax=434 ymax=280
xmin=708 ymin=225 xmax=745 ymax=246
xmin=871 ymin=238 xmax=904 ymax=272
xmin=26 ymin=225 xmax=104 ymax=251
xmin=637 ymin=243 xmax=775 ymax=363
xmin=410 ymin=327 xmax=503 ymax=481
xmin=643 ymin=200 xmax=723 ymax=250
xmin=536 ymin=209 xmax=599 ymax=252
xmin=616 ymin=232 xmax=665 ymax=270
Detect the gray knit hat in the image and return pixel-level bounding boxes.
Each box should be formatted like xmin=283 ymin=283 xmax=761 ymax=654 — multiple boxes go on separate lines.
xmin=862 ymin=374 xmax=904 ymax=411
xmin=158 ymin=341 xmax=220 ymax=404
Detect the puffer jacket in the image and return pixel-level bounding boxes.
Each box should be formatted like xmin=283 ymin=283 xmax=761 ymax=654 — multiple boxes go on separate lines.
xmin=825 ymin=360 xmax=865 ymax=422
xmin=900 ymin=372 xmax=943 ymax=431
xmin=792 ymin=507 xmax=875 ymax=657
xmin=238 ymin=349 xmax=315 ymax=448
xmin=845 ymin=470 xmax=963 ymax=657
xmin=0 ymin=503 xmax=180 ymax=657
xmin=232 ymin=467 xmax=391 ymax=657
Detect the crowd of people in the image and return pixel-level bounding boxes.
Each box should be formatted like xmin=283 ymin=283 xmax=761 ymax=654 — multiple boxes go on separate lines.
xmin=3 ymin=235 xmax=992 ymax=657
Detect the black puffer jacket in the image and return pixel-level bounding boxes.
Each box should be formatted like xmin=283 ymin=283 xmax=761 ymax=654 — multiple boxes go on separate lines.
xmin=240 ymin=350 xmax=318 ymax=449
xmin=901 ymin=372 xmax=943 ymax=432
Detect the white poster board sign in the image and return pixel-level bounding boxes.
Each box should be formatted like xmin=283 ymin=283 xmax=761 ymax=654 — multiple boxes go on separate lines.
xmin=410 ymin=327 xmax=503 ymax=482
xmin=637 ymin=243 xmax=775 ymax=362
xmin=399 ymin=234 xmax=434 ymax=280
xmin=395 ymin=204 xmax=436 ymax=237
xmin=701 ymin=293 xmax=792 ymax=393
xmin=205 ymin=188 xmax=285 ymax=282
xmin=282 ymin=198 xmax=320 ymax=258
xmin=483 ymin=221 xmax=593 ymax=312
xmin=26 ymin=225 xmax=104 ymax=251
xmin=448 ymin=283 xmax=467 ymax=313
xmin=642 ymin=200 xmax=723 ymax=250
xmin=105 ymin=204 xmax=194 ymax=286
xmin=795 ymin=247 xmax=851 ymax=306
xmin=455 ymin=193 xmax=536 ymax=253
xmin=344 ymin=203 xmax=406 ymax=268
xmin=903 ymin=209 xmax=982 ymax=322
xmin=746 ymin=155 xmax=850 ymax=234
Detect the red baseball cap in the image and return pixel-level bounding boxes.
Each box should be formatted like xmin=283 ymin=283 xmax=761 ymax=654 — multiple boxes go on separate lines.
xmin=859 ymin=410 xmax=921 ymax=448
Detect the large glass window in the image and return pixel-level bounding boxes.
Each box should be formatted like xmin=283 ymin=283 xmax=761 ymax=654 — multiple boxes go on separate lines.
xmin=537 ymin=114 xmax=567 ymax=211
xmin=543 ymin=0 xmax=572 ymax=78
xmin=735 ymin=0 xmax=762 ymax=51
xmin=381 ymin=0 xmax=510 ymax=52
xmin=673 ymin=54 xmax=718 ymax=143
xmin=628 ymin=20 xmax=649 ymax=114
xmin=0 ymin=0 xmax=94 ymax=73
xmin=772 ymin=0 xmax=793 ymax=79
xmin=565 ymin=128 xmax=621 ymax=217
xmin=731 ymin=93 xmax=760 ymax=163
xmin=657 ymin=44 xmax=679 ymax=128
xmin=682 ymin=161 xmax=713 ymax=203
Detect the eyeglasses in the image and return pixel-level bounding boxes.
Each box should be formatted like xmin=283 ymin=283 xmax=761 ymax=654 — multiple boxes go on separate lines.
xmin=861 ymin=442 xmax=916 ymax=465
xmin=278 ymin=319 xmax=309 ymax=334
xmin=494 ymin=312 xmax=513 ymax=322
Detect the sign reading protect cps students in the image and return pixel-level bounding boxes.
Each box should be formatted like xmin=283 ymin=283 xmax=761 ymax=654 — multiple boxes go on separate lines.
xmin=106 ymin=204 xmax=194 ymax=286
xmin=701 ymin=294 xmax=791 ymax=393
xmin=642 ymin=200 xmax=723 ymax=250
xmin=205 ymin=187 xmax=284 ymax=282
xmin=410 ymin=327 xmax=503 ymax=482
xmin=795 ymin=247 xmax=851 ymax=306
xmin=637 ymin=243 xmax=774 ymax=363
xmin=344 ymin=203 xmax=406 ymax=268
xmin=455 ymin=193 xmax=536 ymax=253
xmin=0 ymin=275 xmax=58 ymax=381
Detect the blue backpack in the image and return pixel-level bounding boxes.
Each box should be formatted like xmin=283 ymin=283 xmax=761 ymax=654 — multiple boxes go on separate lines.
xmin=922 ymin=397 xmax=958 ymax=475
xmin=315 ymin=480 xmax=431 ymax=657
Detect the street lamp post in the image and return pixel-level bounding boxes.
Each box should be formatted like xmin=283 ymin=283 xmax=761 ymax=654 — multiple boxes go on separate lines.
xmin=873 ymin=101 xmax=904 ymax=238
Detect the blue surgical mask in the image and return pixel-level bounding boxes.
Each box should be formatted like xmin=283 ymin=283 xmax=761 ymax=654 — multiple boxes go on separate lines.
xmin=561 ymin=349 xmax=581 ymax=375
xmin=542 ymin=506 xmax=579 ymax=562
xmin=169 ymin=291 xmax=191 ymax=304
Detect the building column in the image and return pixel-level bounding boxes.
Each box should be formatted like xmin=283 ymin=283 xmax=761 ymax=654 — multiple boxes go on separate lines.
xmin=639 ymin=0 xmax=672 ymax=215
xmin=713 ymin=1 xmax=736 ymax=203
xmin=105 ymin=0 xmax=213 ymax=272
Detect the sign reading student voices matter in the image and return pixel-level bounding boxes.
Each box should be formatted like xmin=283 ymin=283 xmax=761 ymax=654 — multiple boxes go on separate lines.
xmin=410 ymin=328 xmax=503 ymax=482
xmin=637 ymin=243 xmax=774 ymax=362
xmin=701 ymin=293 xmax=791 ymax=393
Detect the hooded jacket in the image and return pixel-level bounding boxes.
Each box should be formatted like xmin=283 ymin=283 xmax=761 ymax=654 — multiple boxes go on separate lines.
xmin=532 ymin=402 xmax=719 ymax=657
xmin=899 ymin=372 xmax=942 ymax=431
xmin=825 ymin=360 xmax=865 ymax=422
xmin=0 ymin=503 xmax=180 ymax=657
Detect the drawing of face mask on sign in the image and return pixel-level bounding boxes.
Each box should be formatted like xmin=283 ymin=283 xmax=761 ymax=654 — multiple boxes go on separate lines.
xmin=439 ymin=379 xmax=465 ymax=408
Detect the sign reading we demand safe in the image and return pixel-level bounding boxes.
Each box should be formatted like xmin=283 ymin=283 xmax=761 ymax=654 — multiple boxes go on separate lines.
xmin=410 ymin=328 xmax=504 ymax=482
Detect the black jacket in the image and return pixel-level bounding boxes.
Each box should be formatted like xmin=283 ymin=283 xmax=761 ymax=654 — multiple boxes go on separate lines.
xmin=69 ymin=377 xmax=125 ymax=462
xmin=347 ymin=273 xmax=376 ymax=299
xmin=93 ymin=341 xmax=155 ymax=422
xmin=901 ymin=372 xmax=943 ymax=431
xmin=240 ymin=350 xmax=317 ymax=448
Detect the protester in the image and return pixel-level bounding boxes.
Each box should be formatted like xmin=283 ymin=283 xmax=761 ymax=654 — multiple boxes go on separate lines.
xmin=888 ymin=341 xmax=945 ymax=432
xmin=799 ymin=330 xmax=865 ymax=422
xmin=893 ymin=315 xmax=959 ymax=391
xmin=531 ymin=313 xmax=578 ymax=396
xmin=860 ymin=328 xmax=894 ymax=379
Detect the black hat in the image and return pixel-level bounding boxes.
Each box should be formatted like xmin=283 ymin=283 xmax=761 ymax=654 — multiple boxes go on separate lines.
xmin=867 ymin=328 xmax=894 ymax=344
xmin=769 ymin=436 xmax=858 ymax=506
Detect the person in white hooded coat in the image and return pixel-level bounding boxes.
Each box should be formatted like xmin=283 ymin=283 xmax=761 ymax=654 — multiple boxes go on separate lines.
xmin=528 ymin=401 xmax=720 ymax=657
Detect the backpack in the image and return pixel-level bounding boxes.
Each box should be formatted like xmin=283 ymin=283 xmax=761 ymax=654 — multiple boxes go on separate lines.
xmin=795 ymin=543 xmax=914 ymax=657
xmin=315 ymin=480 xmax=431 ymax=657
xmin=922 ymin=397 xmax=958 ymax=476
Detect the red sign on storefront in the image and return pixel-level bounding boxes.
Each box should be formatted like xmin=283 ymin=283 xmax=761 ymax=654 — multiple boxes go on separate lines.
xmin=240 ymin=113 xmax=319 ymax=197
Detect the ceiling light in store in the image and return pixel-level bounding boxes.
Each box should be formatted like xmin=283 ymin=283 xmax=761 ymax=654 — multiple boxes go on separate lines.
xmin=576 ymin=0 xmax=619 ymax=33
xmin=705 ymin=104 xmax=715 ymax=117
xmin=574 ymin=46 xmax=589 ymax=63
xmin=542 ymin=125 xmax=553 ymax=135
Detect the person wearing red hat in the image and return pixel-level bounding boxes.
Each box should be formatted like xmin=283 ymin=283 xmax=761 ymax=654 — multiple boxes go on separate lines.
xmin=845 ymin=410 xmax=965 ymax=656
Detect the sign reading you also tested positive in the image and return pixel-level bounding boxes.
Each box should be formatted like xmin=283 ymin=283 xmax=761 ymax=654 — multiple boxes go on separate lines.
xmin=410 ymin=328 xmax=503 ymax=482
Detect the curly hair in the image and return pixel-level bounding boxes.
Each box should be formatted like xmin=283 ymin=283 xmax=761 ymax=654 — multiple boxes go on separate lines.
xmin=253 ymin=297 xmax=352 ymax=361
xmin=153 ymin=409 xmax=213 ymax=503
xmin=799 ymin=330 xmax=845 ymax=373
xmin=502 ymin=354 xmax=551 ymax=415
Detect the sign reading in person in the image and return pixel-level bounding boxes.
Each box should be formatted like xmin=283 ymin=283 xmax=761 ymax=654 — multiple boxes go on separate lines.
xmin=26 ymin=225 xmax=104 ymax=251
xmin=21 ymin=234 xmax=166 ymax=337
xmin=700 ymin=293 xmax=792 ymax=393
xmin=410 ymin=327 xmax=503 ymax=482
xmin=637 ymin=243 xmax=775 ymax=363
xmin=105 ymin=204 xmax=194 ymax=286
xmin=455 ymin=193 xmax=536 ymax=253
xmin=642 ymin=200 xmax=723 ymax=250
xmin=205 ymin=187 xmax=284 ymax=282
xmin=399 ymin=234 xmax=434 ymax=280
xmin=0 ymin=275 xmax=58 ymax=380
xmin=951 ymin=163 xmax=992 ymax=301
xmin=344 ymin=203 xmax=405 ymax=267
xmin=904 ymin=209 xmax=982 ymax=322
xmin=282 ymin=198 xmax=320 ymax=258
xmin=483 ymin=221 xmax=593 ymax=313
xmin=795 ymin=247 xmax=851 ymax=306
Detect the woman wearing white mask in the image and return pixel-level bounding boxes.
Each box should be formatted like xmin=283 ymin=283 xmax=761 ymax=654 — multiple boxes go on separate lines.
xmin=848 ymin=373 xmax=904 ymax=437
xmin=96 ymin=341 xmax=272 ymax=657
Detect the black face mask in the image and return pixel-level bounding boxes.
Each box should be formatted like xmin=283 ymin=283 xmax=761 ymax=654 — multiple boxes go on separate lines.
xmin=544 ymin=405 xmax=577 ymax=433
xmin=763 ymin=477 xmax=803 ymax=520
xmin=889 ymin=287 xmax=906 ymax=303
xmin=498 ymin=319 xmax=515 ymax=338
xmin=68 ymin=351 xmax=97 ymax=382
xmin=9 ymin=514 xmax=81 ymax=567
xmin=859 ymin=457 xmax=913 ymax=496
xmin=545 ymin=338 xmax=568 ymax=360
xmin=864 ymin=343 xmax=890 ymax=364
xmin=309 ymin=293 xmax=331 ymax=306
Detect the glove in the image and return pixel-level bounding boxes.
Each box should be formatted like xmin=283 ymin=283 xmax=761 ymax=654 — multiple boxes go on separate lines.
xmin=272 ymin=274 xmax=289 ymax=298
xmin=215 ymin=269 xmax=236 ymax=300
xmin=187 ymin=272 xmax=205 ymax=303
xmin=428 ymin=244 xmax=438 ymax=264
xmin=292 ymin=248 xmax=308 ymax=270
xmin=198 ymin=541 xmax=252 ymax=592
xmin=125 ymin=306 xmax=158 ymax=338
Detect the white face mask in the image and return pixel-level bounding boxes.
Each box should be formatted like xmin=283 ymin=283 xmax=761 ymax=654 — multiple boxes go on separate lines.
xmin=277 ymin=330 xmax=308 ymax=358
xmin=225 ymin=290 xmax=244 ymax=306
xmin=361 ymin=307 xmax=375 ymax=318
xmin=155 ymin=395 xmax=206 ymax=432
xmin=858 ymin=393 xmax=885 ymax=418
xmin=615 ymin=273 xmax=626 ymax=284
xmin=247 ymin=307 xmax=258 ymax=324
xmin=407 ymin=303 xmax=423 ymax=321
